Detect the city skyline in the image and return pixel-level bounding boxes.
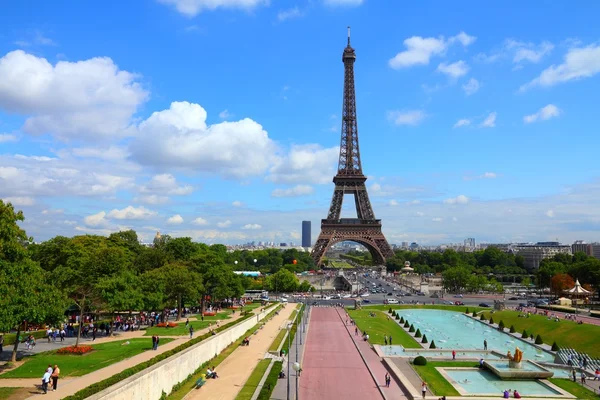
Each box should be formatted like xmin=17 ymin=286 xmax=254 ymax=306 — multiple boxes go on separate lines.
xmin=2 ymin=2 xmax=600 ymax=245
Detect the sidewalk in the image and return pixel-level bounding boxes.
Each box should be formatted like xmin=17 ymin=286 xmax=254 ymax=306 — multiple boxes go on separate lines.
xmin=1 ymin=310 xmax=255 ymax=399
xmin=271 ymin=305 xmax=308 ymax=400
xmin=185 ymin=304 xmax=295 ymax=400
xmin=336 ymin=308 xmax=407 ymax=399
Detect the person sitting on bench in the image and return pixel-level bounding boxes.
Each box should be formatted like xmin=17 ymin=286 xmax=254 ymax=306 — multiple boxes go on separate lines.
xmin=242 ymin=337 xmax=250 ymax=346
xmin=279 ymin=371 xmax=286 ymax=379
xmin=206 ymin=367 xmax=218 ymax=379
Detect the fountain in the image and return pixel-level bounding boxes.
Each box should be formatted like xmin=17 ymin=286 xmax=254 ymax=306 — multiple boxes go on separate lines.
xmin=507 ymin=347 xmax=523 ymax=368
xmin=483 ymin=346 xmax=553 ymax=379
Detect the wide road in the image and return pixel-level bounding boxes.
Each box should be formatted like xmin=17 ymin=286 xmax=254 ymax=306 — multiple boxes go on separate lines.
xmin=299 ymin=307 xmax=382 ymax=400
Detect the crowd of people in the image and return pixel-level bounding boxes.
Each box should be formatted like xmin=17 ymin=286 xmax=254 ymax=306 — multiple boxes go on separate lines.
xmin=40 ymin=364 xmax=60 ymax=394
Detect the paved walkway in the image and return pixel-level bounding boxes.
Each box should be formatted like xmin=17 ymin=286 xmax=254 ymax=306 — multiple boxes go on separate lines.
xmin=0 ymin=310 xmax=254 ymax=398
xmin=299 ymin=307 xmax=382 ymax=400
xmin=186 ymin=304 xmax=294 ymax=400
xmin=336 ymin=308 xmax=407 ymax=399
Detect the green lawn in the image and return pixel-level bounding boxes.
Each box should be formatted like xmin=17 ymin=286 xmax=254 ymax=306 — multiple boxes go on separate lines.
xmin=235 ymin=359 xmax=271 ymax=400
xmin=0 ymin=388 xmax=19 ymax=398
xmin=481 ymin=310 xmax=600 ymax=358
xmin=549 ymin=378 xmax=600 ymax=399
xmin=1 ymin=338 xmax=172 ymax=378
xmin=143 ymin=312 xmax=232 ymax=336
xmin=268 ymin=330 xmax=287 ymax=352
xmin=256 ymin=361 xmax=282 ymax=400
xmin=328 ymin=260 xmax=354 ymax=269
xmin=413 ymin=361 xmax=476 ymax=396
xmin=347 ymin=309 xmax=421 ymax=348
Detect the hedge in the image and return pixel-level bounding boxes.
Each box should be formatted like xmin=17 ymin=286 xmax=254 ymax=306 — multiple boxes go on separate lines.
xmin=400 ymin=317 xmax=404 ymax=324
xmin=535 ymin=334 xmax=544 ymax=345
xmin=498 ymin=320 xmax=505 ymax=331
xmin=489 ymin=316 xmax=494 ymax=325
xmin=509 ymin=325 xmax=516 ymax=333
xmin=551 ymin=341 xmax=559 ymax=351
xmin=430 ymin=340 xmax=436 ymax=349
xmin=413 ymin=355 xmax=427 ymax=366
xmin=409 ymin=324 xmax=415 ymax=333
xmin=421 ymin=335 xmax=428 ymax=343
xmin=465 ymin=308 xmax=469 ymax=314
xmin=63 ymin=306 xmax=280 ymax=400
xmin=480 ymin=314 xmax=485 ymax=320
xmin=415 ymin=329 xmax=422 ymax=338
xmin=404 ymin=321 xmax=410 ymax=328
xmin=521 ymin=329 xmax=528 ymax=338
xmin=2 ymin=329 xmax=47 ymax=346
xmin=389 ymin=308 xmax=393 ymax=314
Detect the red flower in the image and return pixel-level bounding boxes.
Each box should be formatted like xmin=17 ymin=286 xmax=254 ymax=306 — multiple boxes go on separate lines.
xmin=57 ymin=345 xmax=93 ymax=355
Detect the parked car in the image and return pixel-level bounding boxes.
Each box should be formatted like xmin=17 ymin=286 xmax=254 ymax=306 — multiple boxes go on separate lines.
xmin=387 ymin=292 xmax=393 ymax=296
xmin=454 ymin=301 xmax=464 ymax=305
xmin=362 ymin=299 xmax=371 ymax=303
xmin=453 ymin=294 xmax=463 ymax=298
xmin=508 ymin=296 xmax=518 ymax=300
xmin=479 ymin=303 xmax=490 ymax=307
xmin=387 ymin=299 xmax=399 ymax=304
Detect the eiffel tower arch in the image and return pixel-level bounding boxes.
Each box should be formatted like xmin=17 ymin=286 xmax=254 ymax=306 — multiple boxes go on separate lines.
xmin=311 ymin=28 xmax=394 ymax=267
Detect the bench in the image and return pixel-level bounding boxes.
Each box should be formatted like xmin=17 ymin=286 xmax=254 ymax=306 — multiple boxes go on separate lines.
xmin=195 ymin=377 xmax=206 ymax=388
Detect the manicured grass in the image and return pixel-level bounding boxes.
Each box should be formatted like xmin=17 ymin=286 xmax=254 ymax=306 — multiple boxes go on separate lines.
xmin=549 ymin=378 xmax=600 ymax=398
xmin=481 ymin=310 xmax=600 ymax=358
xmin=256 ymin=361 xmax=282 ymax=400
xmin=235 ymin=359 xmax=271 ymax=400
xmin=413 ymin=361 xmax=476 ymax=396
xmin=143 ymin=312 xmax=232 ymax=336
xmin=347 ymin=309 xmax=421 ymax=348
xmin=268 ymin=330 xmax=287 ymax=353
xmin=0 ymin=388 xmax=18 ymax=398
xmin=1 ymin=338 xmax=172 ymax=378
xmin=329 ymin=260 xmax=354 ymax=269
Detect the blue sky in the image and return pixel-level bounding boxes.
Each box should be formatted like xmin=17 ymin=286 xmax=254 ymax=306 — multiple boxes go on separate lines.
xmin=1 ymin=0 xmax=600 ymax=245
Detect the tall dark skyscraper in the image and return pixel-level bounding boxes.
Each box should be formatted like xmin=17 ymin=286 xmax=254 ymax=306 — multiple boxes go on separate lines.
xmin=302 ymin=221 xmax=311 ymax=248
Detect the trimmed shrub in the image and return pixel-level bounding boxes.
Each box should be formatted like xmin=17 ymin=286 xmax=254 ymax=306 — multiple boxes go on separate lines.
xmin=413 ymin=355 xmax=427 ymax=366
xmin=472 ymin=310 xmax=477 ymax=317
xmin=465 ymin=307 xmax=469 ymax=314
xmin=404 ymin=321 xmax=410 ymax=328
xmin=551 ymin=341 xmax=559 ymax=351
xmin=415 ymin=329 xmax=422 ymax=338
xmin=521 ymin=329 xmax=528 ymax=338
xmin=421 ymin=335 xmax=428 ymax=343
xmin=389 ymin=307 xmax=393 ymax=314
xmin=430 ymin=340 xmax=436 ymax=349
xmin=530 ymin=334 xmax=534 ymax=340
xmin=498 ymin=320 xmax=505 ymax=331
xmin=535 ymin=334 xmax=543 ymax=345
xmin=509 ymin=325 xmax=516 ymax=333
xmin=480 ymin=314 xmax=485 ymax=320
xmin=489 ymin=316 xmax=494 ymax=325
xmin=400 ymin=316 xmax=405 ymax=324
xmin=395 ymin=314 xmax=400 ymax=320
xmin=409 ymin=324 xmax=415 ymax=333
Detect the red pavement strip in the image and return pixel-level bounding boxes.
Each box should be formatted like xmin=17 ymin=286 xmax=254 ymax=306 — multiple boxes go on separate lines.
xmin=299 ymin=308 xmax=383 ymax=400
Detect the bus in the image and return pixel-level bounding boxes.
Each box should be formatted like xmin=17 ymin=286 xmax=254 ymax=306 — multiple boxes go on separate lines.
xmin=244 ymin=290 xmax=269 ymax=301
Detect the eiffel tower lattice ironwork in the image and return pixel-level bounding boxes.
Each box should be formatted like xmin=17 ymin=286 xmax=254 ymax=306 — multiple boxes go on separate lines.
xmin=311 ymin=28 xmax=394 ymax=266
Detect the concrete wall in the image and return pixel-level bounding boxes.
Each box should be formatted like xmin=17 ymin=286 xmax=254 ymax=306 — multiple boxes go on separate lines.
xmin=87 ymin=305 xmax=278 ymax=400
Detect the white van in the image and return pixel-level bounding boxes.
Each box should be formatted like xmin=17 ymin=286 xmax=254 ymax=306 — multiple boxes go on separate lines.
xmin=387 ymin=298 xmax=399 ymax=304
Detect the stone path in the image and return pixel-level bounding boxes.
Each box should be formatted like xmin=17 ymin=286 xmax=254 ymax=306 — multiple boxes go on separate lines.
xmin=185 ymin=303 xmax=295 ymax=400
xmin=0 ymin=310 xmax=254 ymax=399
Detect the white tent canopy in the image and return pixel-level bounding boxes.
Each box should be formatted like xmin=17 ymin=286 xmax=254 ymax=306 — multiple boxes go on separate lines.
xmin=566 ymin=279 xmax=591 ymax=294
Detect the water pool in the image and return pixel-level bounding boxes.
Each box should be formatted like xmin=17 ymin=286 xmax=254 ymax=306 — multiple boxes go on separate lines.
xmin=444 ymin=369 xmax=564 ymax=396
xmin=394 ymin=309 xmax=554 ymax=362
xmin=380 ymin=346 xmax=503 ymax=359
xmin=486 ymin=360 xmax=547 ymax=371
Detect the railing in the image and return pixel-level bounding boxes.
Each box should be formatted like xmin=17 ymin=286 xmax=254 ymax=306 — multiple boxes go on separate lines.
xmin=321 ymin=218 xmax=381 ymax=225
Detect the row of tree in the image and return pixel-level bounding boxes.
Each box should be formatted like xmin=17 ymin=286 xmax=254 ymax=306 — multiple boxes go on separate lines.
xmin=536 ymin=252 xmax=600 ymax=296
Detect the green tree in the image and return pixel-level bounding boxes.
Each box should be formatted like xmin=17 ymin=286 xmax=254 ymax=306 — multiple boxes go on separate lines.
xmin=442 ymin=266 xmax=472 ymax=293
xmin=96 ymin=270 xmax=145 ymax=335
xmin=145 ymin=263 xmax=203 ymax=320
xmin=267 ymin=269 xmax=299 ymax=293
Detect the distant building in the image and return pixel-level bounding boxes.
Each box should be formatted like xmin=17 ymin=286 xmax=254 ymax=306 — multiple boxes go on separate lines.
xmin=589 ymin=243 xmax=600 ymax=260
xmin=464 ymin=238 xmax=476 ymax=248
xmin=302 ymin=221 xmax=311 ymax=247
xmin=572 ymin=240 xmax=592 ymax=256
xmin=401 ymin=241 xmax=409 ymax=249
xmin=513 ymin=242 xmax=572 ymax=270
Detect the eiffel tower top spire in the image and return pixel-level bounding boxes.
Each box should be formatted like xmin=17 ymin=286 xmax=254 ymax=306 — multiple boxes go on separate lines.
xmin=337 ymin=26 xmax=362 ymax=177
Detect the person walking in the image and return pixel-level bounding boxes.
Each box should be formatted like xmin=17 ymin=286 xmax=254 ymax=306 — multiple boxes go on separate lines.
xmin=41 ymin=369 xmax=51 ymax=394
xmin=354 ymin=327 xmax=358 ymax=336
xmin=51 ymin=364 xmax=60 ymax=391
xmin=389 ymin=336 xmax=392 ymax=345
xmin=581 ymin=371 xmax=586 ymax=385
xmin=452 ymin=350 xmax=456 ymax=360
xmin=156 ymin=336 xmax=160 ymax=349
xmin=484 ymin=339 xmax=487 ymax=350
xmin=421 ymin=381 xmax=428 ymax=399
xmin=384 ymin=335 xmax=388 ymax=345
xmin=385 ymin=372 xmax=391 ymax=388
xmin=152 ymin=335 xmax=156 ymax=350
xmin=189 ymin=326 xmax=194 ymax=339
xmin=0 ymin=334 xmax=3 ymax=353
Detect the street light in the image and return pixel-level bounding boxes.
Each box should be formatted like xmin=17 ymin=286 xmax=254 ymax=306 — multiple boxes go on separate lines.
xmin=286 ymin=322 xmax=292 ymax=400
xmin=295 ymin=316 xmax=300 ymax=399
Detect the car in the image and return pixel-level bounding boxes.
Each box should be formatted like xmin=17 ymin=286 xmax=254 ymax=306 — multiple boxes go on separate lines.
xmin=387 ymin=299 xmax=399 ymax=304
xmin=454 ymin=301 xmax=464 ymax=305
xmin=417 ymin=292 xmax=426 ymax=296
xmin=396 ymin=294 xmax=403 ymax=297
xmin=387 ymin=292 xmax=393 ymax=296
xmin=360 ymin=293 xmax=370 ymax=297
xmin=362 ymin=299 xmax=371 ymax=303
xmin=444 ymin=300 xmax=453 ymax=305
xmin=518 ymin=302 xmax=527 ymax=307
xmin=453 ymin=294 xmax=463 ymax=298
xmin=478 ymin=303 xmax=490 ymax=307
xmin=508 ymin=296 xmax=518 ymax=300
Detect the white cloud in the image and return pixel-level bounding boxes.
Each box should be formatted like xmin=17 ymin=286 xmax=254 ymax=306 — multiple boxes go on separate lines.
xmin=453 ymin=119 xmax=471 ymax=128
xmin=268 ymin=144 xmax=338 ymax=184
xmin=277 ymin=7 xmax=303 ymax=21
xmin=139 ymin=173 xmax=193 ymax=195
xmin=388 ymin=32 xmax=476 ymax=69
xmin=192 ymin=217 xmax=209 ymax=226
xmin=389 ymin=199 xmax=399 ymax=206
xmin=432 ymin=217 xmax=443 ymax=222
xmin=134 ymin=195 xmax=170 ymax=205
xmin=520 ymin=44 xmax=600 ymax=91
xmin=444 ymin=195 xmax=469 ymax=205
xmin=107 ymin=206 xmax=157 ymax=220
xmin=0 ymin=50 xmax=148 ymax=141
xmin=523 ymin=104 xmax=562 ymax=124
xmin=407 ymin=200 xmax=420 ymax=205
xmin=167 ymin=214 xmax=184 ymax=225
xmin=217 ymin=220 xmax=232 ymax=228
xmin=482 ymin=172 xmax=497 ymax=179
xmin=242 ymin=223 xmax=262 ymax=230
xmin=69 ymin=146 xmax=129 ymax=161
xmin=416 ymin=211 xmax=425 ymax=217
xmin=387 ymin=110 xmax=426 ymax=126
xmin=272 ymin=184 xmax=314 ymax=197
xmin=219 ymin=109 xmax=232 ymax=119
xmin=2 ymin=196 xmax=35 ymax=206
xmin=508 ymin=40 xmax=554 ymax=64
xmin=462 ymin=78 xmax=480 ymax=95
xmin=437 ymin=60 xmax=469 ymax=78
xmin=232 ymin=200 xmax=243 ymax=207
xmin=84 ymin=211 xmax=107 ymax=227
xmin=480 ymin=112 xmax=497 ymax=128
xmin=323 ymin=0 xmax=363 ymax=6
xmin=157 ymin=0 xmax=268 ymax=16
xmin=546 ymin=210 xmax=555 ymax=218
xmin=130 ymin=101 xmax=277 ymax=179
xmin=0 ymin=133 xmax=18 ymax=143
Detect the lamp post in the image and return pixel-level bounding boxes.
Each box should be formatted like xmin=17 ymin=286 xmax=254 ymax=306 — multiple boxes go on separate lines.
xmin=295 ymin=317 xmax=300 ymax=399
xmin=286 ymin=323 xmax=292 ymax=400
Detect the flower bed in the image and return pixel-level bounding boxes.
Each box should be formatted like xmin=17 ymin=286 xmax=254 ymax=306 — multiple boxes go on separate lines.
xmin=57 ymin=345 xmax=94 ymax=355
xmin=203 ymin=312 xmax=217 ymax=317
xmin=155 ymin=322 xmax=178 ymax=328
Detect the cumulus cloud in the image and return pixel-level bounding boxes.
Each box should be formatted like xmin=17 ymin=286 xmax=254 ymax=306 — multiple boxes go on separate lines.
xmin=134 ymin=195 xmax=169 ymax=205
xmin=268 ymin=144 xmax=338 ymax=185
xmin=107 ymin=206 xmax=156 ymax=220
xmin=129 ymin=101 xmax=277 ymax=179
xmin=2 ymin=196 xmax=35 ymax=206
xmin=157 ymin=0 xmax=268 ymax=16
xmin=462 ymin=78 xmax=480 ymax=95
xmin=271 ymin=185 xmax=314 ymax=197
xmin=192 ymin=217 xmax=208 ymax=226
xmin=453 ymin=119 xmax=471 ymax=128
xmin=387 ymin=110 xmax=426 ymax=126
xmin=0 ymin=50 xmax=148 ymax=141
xmin=217 ymin=220 xmax=232 ymax=228
xmin=437 ymin=60 xmax=469 ymax=78
xmin=388 ymin=32 xmax=476 ymax=69
xmin=389 ymin=199 xmax=399 ymax=206
xmin=507 ymin=39 xmax=554 ymax=64
xmin=0 ymin=133 xmax=18 ymax=143
xmin=277 ymin=7 xmax=303 ymax=21
xmin=139 ymin=173 xmax=193 ymax=195
xmin=520 ymin=44 xmax=600 ymax=91
xmin=523 ymin=104 xmax=562 ymax=124
xmin=242 ymin=223 xmax=262 ymax=230
xmin=232 ymin=201 xmax=244 ymax=207
xmin=444 ymin=195 xmax=469 ymax=205
xmin=84 ymin=211 xmax=107 ymax=227
xmin=480 ymin=112 xmax=497 ymax=128
xmin=167 ymin=214 xmax=184 ymax=225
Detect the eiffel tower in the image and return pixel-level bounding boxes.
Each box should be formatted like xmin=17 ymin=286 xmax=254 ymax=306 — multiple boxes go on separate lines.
xmin=311 ymin=28 xmax=394 ymax=267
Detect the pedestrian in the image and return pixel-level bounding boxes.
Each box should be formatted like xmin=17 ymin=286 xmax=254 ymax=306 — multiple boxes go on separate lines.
xmin=189 ymin=326 xmax=194 ymax=339
xmin=452 ymin=350 xmax=456 ymax=360
xmin=0 ymin=334 xmax=3 ymax=353
xmin=355 ymin=327 xmax=358 ymax=336
xmin=385 ymin=372 xmax=391 ymax=387
xmin=156 ymin=336 xmax=160 ymax=349
xmin=572 ymin=369 xmax=577 ymax=382
xmin=581 ymin=372 xmax=586 ymax=385
xmin=51 ymin=364 xmax=60 ymax=391
xmin=92 ymin=327 xmax=96 ymax=341
xmin=185 ymin=319 xmax=189 ymax=327
xmin=421 ymin=381 xmax=427 ymax=399
xmin=384 ymin=335 xmax=388 ymax=345
xmin=389 ymin=336 xmax=392 ymax=345
xmin=484 ymin=339 xmax=487 ymax=350
xmin=152 ymin=335 xmax=156 ymax=350
xmin=41 ymin=369 xmax=51 ymax=394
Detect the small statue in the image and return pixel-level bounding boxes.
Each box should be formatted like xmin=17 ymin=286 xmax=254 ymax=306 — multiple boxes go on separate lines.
xmin=514 ymin=347 xmax=523 ymax=362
